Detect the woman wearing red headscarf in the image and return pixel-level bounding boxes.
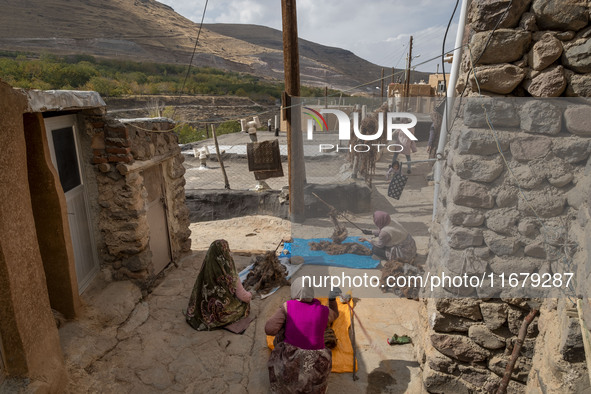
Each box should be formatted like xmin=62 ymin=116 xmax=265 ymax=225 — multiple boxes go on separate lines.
xmin=360 ymin=211 xmax=417 ymax=263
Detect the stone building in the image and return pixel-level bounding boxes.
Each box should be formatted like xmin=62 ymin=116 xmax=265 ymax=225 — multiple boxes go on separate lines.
xmin=418 ymin=0 xmax=591 ymax=393
xmin=0 ymin=80 xmax=190 ymax=391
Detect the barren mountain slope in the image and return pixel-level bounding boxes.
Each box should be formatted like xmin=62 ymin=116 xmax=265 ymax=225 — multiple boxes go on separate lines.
xmin=0 ymin=0 xmax=417 ymax=90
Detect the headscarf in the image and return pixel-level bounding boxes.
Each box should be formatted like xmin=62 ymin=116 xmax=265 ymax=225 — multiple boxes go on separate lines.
xmin=291 ymin=276 xmax=315 ymax=303
xmin=185 ymin=239 xmax=250 ymax=330
xmin=373 ymin=211 xmax=392 ymax=229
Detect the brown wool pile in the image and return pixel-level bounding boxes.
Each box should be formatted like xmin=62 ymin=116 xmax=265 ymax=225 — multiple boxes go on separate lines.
xmin=380 ymin=260 xmax=424 ymax=299
xmin=243 ymin=252 xmax=290 ymax=295
xmin=308 ymin=240 xmax=371 ymax=256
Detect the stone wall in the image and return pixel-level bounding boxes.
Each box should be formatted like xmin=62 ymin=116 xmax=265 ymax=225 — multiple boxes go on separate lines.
xmin=460 ymin=0 xmax=591 ymax=98
xmin=419 ymin=1 xmax=591 ymax=392
xmin=88 ymin=117 xmax=191 ymax=288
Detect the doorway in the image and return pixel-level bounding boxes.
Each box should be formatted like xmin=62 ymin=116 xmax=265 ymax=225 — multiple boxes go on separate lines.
xmin=142 ymin=165 xmax=172 ymax=274
xmin=44 ymin=115 xmax=99 ymax=293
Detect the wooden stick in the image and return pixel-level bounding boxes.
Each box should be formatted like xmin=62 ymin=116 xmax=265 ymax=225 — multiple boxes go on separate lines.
xmin=348 ymin=300 xmax=359 ymax=381
xmin=496 ymin=309 xmax=538 ymax=394
xmin=311 ymin=192 xmax=365 ymax=232
xmin=211 ymin=124 xmax=230 ymax=190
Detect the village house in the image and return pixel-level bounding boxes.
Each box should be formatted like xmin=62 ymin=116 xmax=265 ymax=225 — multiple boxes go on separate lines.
xmin=0 ymin=79 xmax=191 ymax=391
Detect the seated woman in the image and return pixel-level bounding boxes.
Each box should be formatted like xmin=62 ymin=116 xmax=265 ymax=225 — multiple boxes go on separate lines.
xmin=185 ymin=239 xmax=252 ymax=331
xmin=360 ymin=210 xmax=417 ymax=264
xmin=265 ymin=277 xmax=339 ymax=394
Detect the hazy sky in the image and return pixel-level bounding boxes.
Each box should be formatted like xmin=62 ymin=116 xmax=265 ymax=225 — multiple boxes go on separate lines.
xmin=158 ymin=0 xmax=461 ymax=73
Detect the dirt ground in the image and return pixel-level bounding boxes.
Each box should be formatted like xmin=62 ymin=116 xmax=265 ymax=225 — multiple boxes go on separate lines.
xmin=61 ymin=140 xmax=434 ymax=393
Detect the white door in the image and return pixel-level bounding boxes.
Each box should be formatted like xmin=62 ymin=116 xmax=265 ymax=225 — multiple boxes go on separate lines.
xmin=45 ymin=115 xmax=99 ymax=293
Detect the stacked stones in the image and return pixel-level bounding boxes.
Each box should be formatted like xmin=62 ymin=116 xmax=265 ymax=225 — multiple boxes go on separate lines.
xmin=421 ymin=98 xmax=590 ymax=393
xmin=460 ymin=0 xmax=591 ymax=98
xmin=92 ymin=118 xmax=191 ymax=288
xmin=419 ymin=0 xmax=591 ymax=392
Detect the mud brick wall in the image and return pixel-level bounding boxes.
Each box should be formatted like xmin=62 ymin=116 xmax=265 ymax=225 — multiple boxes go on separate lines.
xmin=88 ymin=117 xmax=191 ymax=288
xmin=418 ymin=1 xmax=591 ymax=393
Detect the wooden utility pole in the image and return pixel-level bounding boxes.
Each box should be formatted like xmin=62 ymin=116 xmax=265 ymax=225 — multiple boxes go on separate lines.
xmin=325 ymin=86 xmax=328 ymax=108
xmin=380 ymin=68 xmax=384 ymax=99
xmin=281 ymin=0 xmax=306 ymax=222
xmin=211 ymin=124 xmax=230 ymax=189
xmin=404 ymin=36 xmax=413 ymax=110
xmin=391 ymin=67 xmax=395 ymax=84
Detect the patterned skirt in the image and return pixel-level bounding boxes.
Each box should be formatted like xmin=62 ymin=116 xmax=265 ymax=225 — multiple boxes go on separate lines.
xmin=268 ymin=341 xmax=332 ymax=394
xmin=387 ymin=234 xmax=417 ymax=264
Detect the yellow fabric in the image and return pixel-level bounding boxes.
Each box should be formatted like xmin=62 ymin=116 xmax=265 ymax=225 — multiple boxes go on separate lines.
xmin=266 ymin=297 xmax=358 ymax=373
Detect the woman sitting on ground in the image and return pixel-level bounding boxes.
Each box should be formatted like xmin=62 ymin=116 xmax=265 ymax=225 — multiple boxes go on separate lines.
xmin=360 ymin=210 xmax=417 ymax=264
xmin=265 ymin=277 xmax=339 ymax=394
xmin=185 ymin=239 xmax=252 ymax=331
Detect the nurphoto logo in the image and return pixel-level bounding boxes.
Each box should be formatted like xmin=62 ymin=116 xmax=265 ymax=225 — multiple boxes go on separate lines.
xmin=303 ymin=108 xmax=418 ymax=153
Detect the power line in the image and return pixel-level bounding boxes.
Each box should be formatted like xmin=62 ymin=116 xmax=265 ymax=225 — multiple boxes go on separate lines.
xmin=172 ymin=0 xmax=209 ymax=119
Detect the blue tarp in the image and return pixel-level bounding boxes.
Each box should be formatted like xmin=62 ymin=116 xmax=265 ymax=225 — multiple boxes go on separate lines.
xmin=283 ymin=237 xmax=379 ymax=269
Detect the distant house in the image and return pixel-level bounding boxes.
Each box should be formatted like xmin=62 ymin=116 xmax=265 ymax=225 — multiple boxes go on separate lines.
xmin=0 ymin=80 xmax=191 ymax=392
xmin=428 ymin=73 xmax=451 ymax=97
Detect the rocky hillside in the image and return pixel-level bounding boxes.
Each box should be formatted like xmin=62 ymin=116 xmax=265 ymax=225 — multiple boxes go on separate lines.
xmin=0 ymin=0 xmax=427 ymax=92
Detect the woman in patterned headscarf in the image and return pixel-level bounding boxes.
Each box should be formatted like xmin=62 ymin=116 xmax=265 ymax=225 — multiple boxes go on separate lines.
xmin=185 ymin=240 xmax=252 ymax=331
xmin=360 ymin=211 xmax=417 ymax=264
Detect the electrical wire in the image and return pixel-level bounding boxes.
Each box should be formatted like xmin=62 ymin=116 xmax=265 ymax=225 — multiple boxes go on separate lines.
xmin=172 ymin=0 xmax=209 ymax=120
xmin=440 ymin=0 xmax=460 ymax=98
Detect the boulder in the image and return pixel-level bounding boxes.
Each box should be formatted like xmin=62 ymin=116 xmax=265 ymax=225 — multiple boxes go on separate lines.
xmin=430 ymin=333 xmax=491 ymax=363
xmin=472 ymin=64 xmax=526 ymax=94
xmin=457 ymin=128 xmax=510 ymax=155
xmin=484 ymin=231 xmax=520 ymax=256
xmin=448 ymin=204 xmax=486 ymax=227
xmin=524 ymin=65 xmax=567 ymax=97
xmin=519 ymin=12 xmax=538 ymax=31
xmin=430 ymin=311 xmax=481 ymax=333
xmin=531 ymin=0 xmax=589 ymax=31
xmin=552 ymin=137 xmax=591 ymax=163
xmin=495 ymin=186 xmax=519 ymax=208
xmin=471 ymin=29 xmax=532 ymax=64
xmin=457 ymin=365 xmax=496 ymax=388
xmin=463 ymin=98 xmax=520 ymax=128
xmin=507 ymin=163 xmax=545 ymax=189
xmin=520 ymin=100 xmax=562 ymax=135
xmin=489 ymin=257 xmax=541 ymax=277
xmin=565 ymin=72 xmax=591 ymax=97
xmin=436 ymin=298 xmax=484 ymax=320
xmin=423 ymin=364 xmax=474 ymax=394
xmin=524 ymin=242 xmax=547 ymax=258
xmin=448 ymin=226 xmax=484 ymax=249
xmin=562 ymin=37 xmax=591 ymax=73
xmin=510 ymin=136 xmax=551 ymax=162
xmin=564 ymin=105 xmax=591 ymax=137
xmin=468 ymin=324 xmax=507 ymax=349
xmin=530 ymin=33 xmax=563 ymax=71
xmin=453 ymin=154 xmax=505 ymax=183
xmin=518 ymin=219 xmax=539 ymax=237
xmin=480 ymin=302 xmax=509 ymax=330
xmin=470 ymin=0 xmax=533 ymax=31
xmin=450 ymin=176 xmax=495 ymax=209
xmin=517 ymin=190 xmax=566 ymax=217
xmin=486 ymin=209 xmax=521 ymax=235
xmin=489 ymin=355 xmax=532 ymax=383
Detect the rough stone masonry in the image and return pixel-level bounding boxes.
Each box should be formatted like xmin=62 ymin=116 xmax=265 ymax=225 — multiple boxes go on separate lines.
xmin=417 ymin=1 xmax=591 ymax=393
xmin=89 ymin=117 xmax=191 ymax=289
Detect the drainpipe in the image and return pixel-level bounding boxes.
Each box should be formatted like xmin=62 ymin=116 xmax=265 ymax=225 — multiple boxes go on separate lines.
xmin=432 ymin=0 xmax=471 ymax=221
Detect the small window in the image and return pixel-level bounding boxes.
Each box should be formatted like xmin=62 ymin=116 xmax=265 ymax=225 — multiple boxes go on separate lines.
xmin=51 ymin=126 xmax=81 ymax=193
